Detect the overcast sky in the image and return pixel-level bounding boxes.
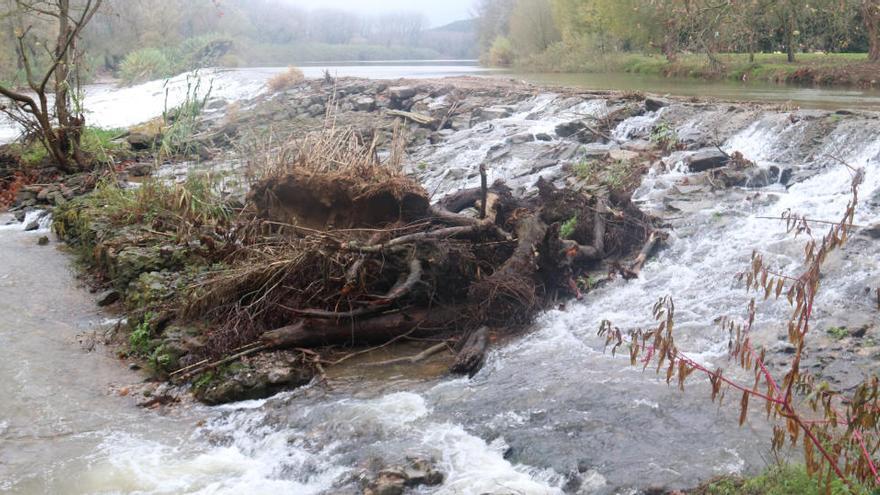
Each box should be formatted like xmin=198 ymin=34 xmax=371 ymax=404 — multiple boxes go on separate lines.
xmin=282 ymin=0 xmax=475 ymax=27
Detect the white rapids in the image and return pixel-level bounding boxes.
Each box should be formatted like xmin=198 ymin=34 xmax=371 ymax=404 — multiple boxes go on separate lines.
xmin=2 ymin=69 xmax=880 ymax=494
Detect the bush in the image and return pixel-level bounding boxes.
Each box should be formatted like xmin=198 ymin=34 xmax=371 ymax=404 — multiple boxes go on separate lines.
xmin=119 ymin=48 xmax=172 ymax=86
xmin=487 ymin=36 xmax=514 ymax=67
xmin=266 ymin=66 xmax=305 ymax=92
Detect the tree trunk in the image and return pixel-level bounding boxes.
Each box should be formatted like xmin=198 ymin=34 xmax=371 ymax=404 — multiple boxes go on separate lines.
xmin=785 ymin=7 xmax=797 ymax=63
xmin=865 ymin=0 xmax=880 ymax=63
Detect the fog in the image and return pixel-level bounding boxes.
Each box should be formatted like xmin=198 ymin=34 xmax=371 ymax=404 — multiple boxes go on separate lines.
xmin=282 ymin=0 xmax=474 ymax=27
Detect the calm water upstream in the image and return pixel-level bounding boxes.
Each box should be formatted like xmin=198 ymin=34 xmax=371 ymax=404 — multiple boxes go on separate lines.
xmin=2 ymin=63 xmax=880 ymax=494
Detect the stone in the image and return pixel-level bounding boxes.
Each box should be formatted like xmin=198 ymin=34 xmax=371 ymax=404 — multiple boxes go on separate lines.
xmin=535 ymin=133 xmax=553 ymax=141
xmin=24 ymin=220 xmax=39 ymax=231
xmin=644 ymin=96 xmax=670 ymax=112
xmin=127 ymin=163 xmax=153 ymax=177
xmin=96 ymin=289 xmax=121 ymax=307
xmin=388 ymin=86 xmax=416 ymax=100
xmin=307 ymin=103 xmax=324 ymax=116
xmin=507 ymin=133 xmax=535 ymax=144
xmin=127 ymin=132 xmax=158 ymax=151
xmin=555 ymin=120 xmax=586 ymax=138
xmin=354 ymin=96 xmax=376 ymax=112
xmin=403 ymin=458 xmax=444 ymax=487
xmin=686 ymin=149 xmax=729 ymax=172
xmin=608 ymin=149 xmax=640 ymax=163
xmin=471 ymin=106 xmax=513 ymax=124
xmin=37 ymin=236 xmax=49 ymax=246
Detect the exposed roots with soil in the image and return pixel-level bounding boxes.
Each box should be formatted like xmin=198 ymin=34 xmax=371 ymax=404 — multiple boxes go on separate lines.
xmin=180 ymin=125 xmax=661 ymax=380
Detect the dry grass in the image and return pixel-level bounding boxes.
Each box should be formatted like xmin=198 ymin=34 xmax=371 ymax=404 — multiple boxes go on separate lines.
xmin=266 ymin=66 xmax=305 ymax=92
xmin=242 ymin=120 xmax=407 ymax=184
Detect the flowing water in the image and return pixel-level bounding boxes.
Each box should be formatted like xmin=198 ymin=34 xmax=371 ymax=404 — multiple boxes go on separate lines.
xmin=2 ymin=67 xmax=880 ymax=494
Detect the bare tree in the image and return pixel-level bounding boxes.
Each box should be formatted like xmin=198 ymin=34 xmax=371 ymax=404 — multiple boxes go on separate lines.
xmin=0 ymin=0 xmax=102 ymax=173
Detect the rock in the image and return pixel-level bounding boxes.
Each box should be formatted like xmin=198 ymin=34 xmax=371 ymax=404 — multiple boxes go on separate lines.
xmin=555 ymin=120 xmax=586 ymax=138
xmin=367 ymin=469 xmax=406 ymax=495
xmin=507 ymin=133 xmax=535 ymax=144
xmin=96 ymin=289 xmax=121 ymax=307
xmin=24 ymin=220 xmax=39 ymax=231
xmin=403 ymin=458 xmax=444 ymax=487
xmin=622 ymin=139 xmax=652 ymax=152
xmin=535 ymin=133 xmax=553 ymax=141
xmin=608 ymin=149 xmax=640 ymax=163
xmin=388 ymin=86 xmax=416 ymax=101
xmin=644 ymin=96 xmax=670 ymax=112
xmin=13 ymin=210 xmax=26 ymax=222
xmin=354 ymin=96 xmax=376 ymax=112
xmin=127 ymin=132 xmax=158 ymax=151
xmin=864 ymin=223 xmax=880 ymax=239
xmin=37 ymin=236 xmax=49 ymax=246
xmin=686 ymin=149 xmax=729 ymax=172
xmin=307 ymin=103 xmax=324 ymax=116
xmin=471 ymin=106 xmax=513 ymax=124
xmin=127 ymin=163 xmax=153 ymax=177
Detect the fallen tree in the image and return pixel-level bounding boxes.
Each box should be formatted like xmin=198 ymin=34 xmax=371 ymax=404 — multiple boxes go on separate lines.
xmin=180 ymin=125 xmax=661 ymax=379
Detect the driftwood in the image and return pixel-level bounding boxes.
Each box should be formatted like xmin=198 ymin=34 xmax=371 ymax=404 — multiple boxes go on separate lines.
xmin=450 ymin=326 xmax=489 ymax=377
xmin=386 ymin=109 xmax=435 ymax=126
xmin=260 ymin=307 xmax=461 ymax=348
xmin=362 ymin=342 xmax=449 ymax=367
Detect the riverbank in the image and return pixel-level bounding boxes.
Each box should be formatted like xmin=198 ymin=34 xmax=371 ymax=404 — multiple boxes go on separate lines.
xmin=515 ymin=50 xmax=880 ymax=89
xmin=3 ymin=71 xmax=880 ymax=493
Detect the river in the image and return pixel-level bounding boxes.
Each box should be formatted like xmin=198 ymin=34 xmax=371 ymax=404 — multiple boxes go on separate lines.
xmin=2 ymin=64 xmax=880 ymax=494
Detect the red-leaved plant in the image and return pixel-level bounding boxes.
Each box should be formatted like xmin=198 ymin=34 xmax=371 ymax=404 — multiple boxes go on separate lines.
xmin=599 ymin=165 xmax=880 ymax=489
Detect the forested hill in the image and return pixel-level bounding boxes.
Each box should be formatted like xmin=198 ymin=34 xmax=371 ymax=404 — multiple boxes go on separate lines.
xmin=0 ymin=0 xmax=476 ymax=87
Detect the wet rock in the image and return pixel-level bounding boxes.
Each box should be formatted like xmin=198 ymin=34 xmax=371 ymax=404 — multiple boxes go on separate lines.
xmin=354 ymin=96 xmax=376 ymax=112
xmin=622 ymin=140 xmax=652 ymax=152
xmin=195 ymin=354 xmax=313 ymax=405
xmin=388 ymin=86 xmax=416 ymax=101
xmin=507 ymin=133 xmax=535 ymax=144
xmin=644 ymin=96 xmax=670 ymax=112
xmin=608 ymin=149 xmax=640 ymax=163
xmin=365 ymin=458 xmax=443 ymax=495
xmin=366 ymin=469 xmax=406 ymax=495
xmin=24 ymin=220 xmax=39 ymax=231
xmin=13 ymin=210 xmax=27 ymax=222
xmin=471 ymin=106 xmax=513 ymax=124
xmin=555 ymin=120 xmax=586 ymax=138
xmin=535 ymin=133 xmax=553 ymax=141
xmin=686 ymin=149 xmax=729 ymax=172
xmin=96 ymin=289 xmax=121 ymax=307
xmin=863 ymin=223 xmax=880 ymax=239
xmin=128 ymin=163 xmax=153 ymax=177
xmin=37 ymin=236 xmax=49 ymax=246
xmin=307 ymin=103 xmax=324 ymax=116
xmin=127 ymin=132 xmax=158 ymax=151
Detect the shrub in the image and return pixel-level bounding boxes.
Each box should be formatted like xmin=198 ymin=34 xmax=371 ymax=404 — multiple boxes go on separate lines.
xmin=119 ymin=48 xmax=172 ymax=86
xmin=266 ymin=66 xmax=305 ymax=92
xmin=488 ymin=36 xmax=515 ymax=67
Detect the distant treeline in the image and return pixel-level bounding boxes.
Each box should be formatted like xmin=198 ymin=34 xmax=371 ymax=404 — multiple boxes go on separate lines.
xmin=476 ymin=0 xmax=880 ymax=68
xmin=0 ymin=0 xmax=477 ymax=86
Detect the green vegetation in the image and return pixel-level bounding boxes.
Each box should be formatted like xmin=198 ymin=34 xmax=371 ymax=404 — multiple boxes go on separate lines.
xmin=827 ymin=326 xmax=850 ymax=340
xmin=650 ymin=121 xmax=680 ymax=151
xmin=559 ymin=215 xmax=577 ymax=239
xmin=119 ymin=48 xmax=173 ymax=86
xmin=698 ymin=464 xmax=870 ymax=495
xmin=10 ymin=127 xmax=127 ymax=168
xmin=476 ymin=0 xmax=880 ymax=86
xmin=158 ymin=73 xmax=212 ymax=159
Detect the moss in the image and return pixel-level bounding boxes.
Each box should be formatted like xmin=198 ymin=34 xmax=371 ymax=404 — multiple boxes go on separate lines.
xmin=697 ymin=465 xmax=870 ymax=495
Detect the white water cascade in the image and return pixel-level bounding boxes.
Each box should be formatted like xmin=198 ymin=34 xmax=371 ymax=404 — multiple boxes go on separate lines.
xmin=2 ymin=71 xmax=880 ymax=494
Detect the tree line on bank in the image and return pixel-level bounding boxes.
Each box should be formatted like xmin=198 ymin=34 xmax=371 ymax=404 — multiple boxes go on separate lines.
xmin=0 ymin=0 xmax=476 ymax=87
xmin=476 ymin=0 xmax=880 ymax=67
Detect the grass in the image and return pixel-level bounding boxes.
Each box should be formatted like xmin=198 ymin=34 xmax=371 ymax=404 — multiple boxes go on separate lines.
xmin=266 ymin=66 xmax=304 ymax=92
xmin=11 ymin=127 xmax=127 ymax=168
xmin=697 ymin=464 xmax=872 ymax=495
xmin=515 ymin=46 xmax=879 ymax=87
xmin=827 ymin=326 xmax=850 ymax=340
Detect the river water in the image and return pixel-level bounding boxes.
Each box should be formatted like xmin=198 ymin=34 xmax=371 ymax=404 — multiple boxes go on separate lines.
xmin=2 ymin=65 xmax=880 ymax=494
